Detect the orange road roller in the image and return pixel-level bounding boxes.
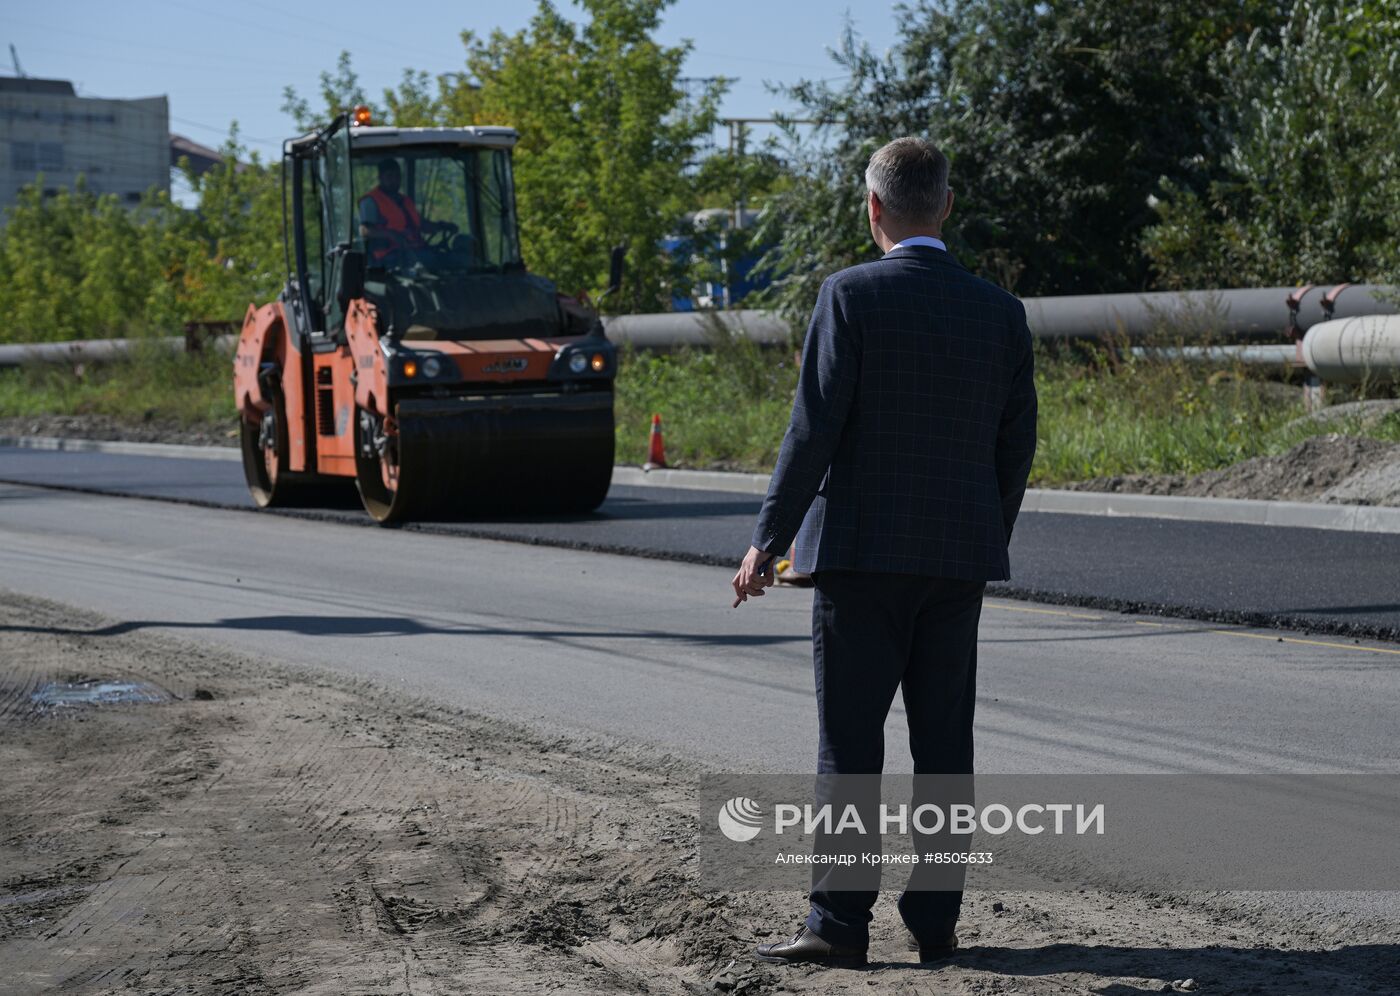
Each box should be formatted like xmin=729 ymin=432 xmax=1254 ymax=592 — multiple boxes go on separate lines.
xmin=233 ymin=110 xmax=619 ymax=523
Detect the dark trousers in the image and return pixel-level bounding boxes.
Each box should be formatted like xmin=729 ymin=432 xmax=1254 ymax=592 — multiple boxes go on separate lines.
xmin=803 ymin=569 xmax=985 ymax=949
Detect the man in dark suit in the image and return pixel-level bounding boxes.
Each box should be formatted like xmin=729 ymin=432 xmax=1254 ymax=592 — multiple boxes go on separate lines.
xmin=731 ymin=137 xmax=1038 ymax=968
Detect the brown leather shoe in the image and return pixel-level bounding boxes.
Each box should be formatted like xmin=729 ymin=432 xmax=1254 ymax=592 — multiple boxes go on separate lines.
xmin=755 ymin=925 xmax=867 ymax=968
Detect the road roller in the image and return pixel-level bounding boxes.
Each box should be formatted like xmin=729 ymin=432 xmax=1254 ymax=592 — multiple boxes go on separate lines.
xmin=233 ymin=109 xmax=619 ymax=523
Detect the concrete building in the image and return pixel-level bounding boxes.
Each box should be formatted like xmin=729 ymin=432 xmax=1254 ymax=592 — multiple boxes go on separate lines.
xmin=0 ymin=76 xmax=169 ymax=213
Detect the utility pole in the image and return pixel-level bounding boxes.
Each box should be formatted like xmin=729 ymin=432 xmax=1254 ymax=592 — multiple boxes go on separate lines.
xmin=719 ymin=117 xmax=828 ymax=230
xmin=713 ymin=116 xmax=830 ymax=308
xmin=726 ymin=119 xmax=749 ymax=230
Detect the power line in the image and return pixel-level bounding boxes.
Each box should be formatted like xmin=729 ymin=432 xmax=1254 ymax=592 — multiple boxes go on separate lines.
xmin=7 ymin=39 xmax=290 ymax=79
xmin=2 ymin=16 xmax=296 ymax=73
xmin=152 ymin=0 xmax=466 ymax=67
xmin=688 ymin=48 xmax=841 ymax=73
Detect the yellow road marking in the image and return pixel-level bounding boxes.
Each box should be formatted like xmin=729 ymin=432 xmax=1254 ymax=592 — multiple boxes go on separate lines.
xmin=986 ymin=600 xmax=1400 ymax=657
xmin=985 ymin=601 xmax=1101 ymax=620
xmin=1208 ymin=629 xmax=1400 ymax=657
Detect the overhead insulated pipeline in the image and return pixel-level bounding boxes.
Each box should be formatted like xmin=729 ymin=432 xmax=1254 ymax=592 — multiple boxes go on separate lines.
xmin=1301 ymin=315 xmax=1400 ymax=383
xmin=2 ymin=286 xmax=1395 ymax=367
xmin=606 ymin=286 xmax=1400 ymax=348
xmin=0 ymin=314 xmax=792 ymax=367
xmin=1022 ymin=283 xmax=1395 ymax=343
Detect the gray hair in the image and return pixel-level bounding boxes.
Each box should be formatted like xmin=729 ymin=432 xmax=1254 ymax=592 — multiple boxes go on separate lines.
xmin=864 ymin=138 xmax=950 ymax=225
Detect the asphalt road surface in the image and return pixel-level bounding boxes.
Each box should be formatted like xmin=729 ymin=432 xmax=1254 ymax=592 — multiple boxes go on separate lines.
xmin=3 ymin=481 xmax=1397 ymax=775
xmin=2 ymin=445 xmax=1400 ymax=640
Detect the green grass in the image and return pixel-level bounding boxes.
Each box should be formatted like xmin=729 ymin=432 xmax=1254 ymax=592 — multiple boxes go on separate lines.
xmin=1030 ymin=345 xmax=1400 ymax=484
xmin=0 ymin=339 xmax=233 ymax=426
xmin=4 ymin=334 xmax=1398 ymax=484
xmin=613 ymin=337 xmax=1400 ymax=483
xmin=612 ymin=333 xmax=800 ymax=470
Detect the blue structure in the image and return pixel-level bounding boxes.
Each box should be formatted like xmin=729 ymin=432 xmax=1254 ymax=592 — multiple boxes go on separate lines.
xmin=665 ymin=208 xmax=772 ymax=311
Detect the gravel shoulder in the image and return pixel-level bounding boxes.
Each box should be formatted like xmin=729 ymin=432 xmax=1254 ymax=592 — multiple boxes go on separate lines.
xmin=2 ymin=591 xmax=1396 ymax=994
xmin=0 ymin=414 xmax=239 ymax=450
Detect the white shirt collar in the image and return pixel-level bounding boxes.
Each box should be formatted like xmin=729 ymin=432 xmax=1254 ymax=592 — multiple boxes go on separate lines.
xmin=888 ymin=235 xmax=947 ymax=251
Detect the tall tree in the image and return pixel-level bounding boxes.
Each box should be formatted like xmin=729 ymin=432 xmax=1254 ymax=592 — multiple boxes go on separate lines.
xmin=756 ymin=0 xmax=1280 ymax=323
xmin=165 ymin=130 xmax=285 ymax=323
xmin=451 ymin=0 xmax=723 ymax=311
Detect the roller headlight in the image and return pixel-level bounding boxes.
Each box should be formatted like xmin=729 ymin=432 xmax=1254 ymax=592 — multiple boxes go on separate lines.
xmin=568 ymin=352 xmax=589 ymax=374
xmin=422 ymin=356 xmax=442 ymax=378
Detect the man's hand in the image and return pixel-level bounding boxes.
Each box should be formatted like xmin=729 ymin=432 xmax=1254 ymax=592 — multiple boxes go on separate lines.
xmin=731 ymin=545 xmax=776 ymax=608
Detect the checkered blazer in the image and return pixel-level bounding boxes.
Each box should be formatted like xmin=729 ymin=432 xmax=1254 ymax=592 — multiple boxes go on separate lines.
xmin=751 ymin=244 xmax=1037 ymax=580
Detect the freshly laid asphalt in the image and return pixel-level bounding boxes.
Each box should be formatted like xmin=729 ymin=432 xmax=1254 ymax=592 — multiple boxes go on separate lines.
xmin=2 ymin=444 xmax=1399 ymax=641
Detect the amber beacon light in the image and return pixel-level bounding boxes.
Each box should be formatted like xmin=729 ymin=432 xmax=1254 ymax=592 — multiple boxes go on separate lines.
xmin=352 ymin=104 xmax=373 ymax=127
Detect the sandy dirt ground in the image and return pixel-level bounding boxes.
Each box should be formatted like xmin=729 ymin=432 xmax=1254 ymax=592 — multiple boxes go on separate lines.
xmin=2 ymin=591 xmax=1397 ymax=995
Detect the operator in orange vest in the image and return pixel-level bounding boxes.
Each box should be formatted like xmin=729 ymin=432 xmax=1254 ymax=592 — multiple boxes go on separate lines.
xmin=358 ymin=158 xmax=456 ymax=262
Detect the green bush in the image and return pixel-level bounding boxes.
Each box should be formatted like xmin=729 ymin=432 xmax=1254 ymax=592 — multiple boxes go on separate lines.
xmin=1142 ymin=0 xmax=1400 ymax=288
xmin=0 ymin=133 xmax=284 ymax=345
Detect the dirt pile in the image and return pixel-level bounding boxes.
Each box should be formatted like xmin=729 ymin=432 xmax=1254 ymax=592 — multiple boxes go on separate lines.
xmin=3 ymin=592 xmax=1397 ymax=993
xmin=1067 ymin=433 xmax=1400 ymax=505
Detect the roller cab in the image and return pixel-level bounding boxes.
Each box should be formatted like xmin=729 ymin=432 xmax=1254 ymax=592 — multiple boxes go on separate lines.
xmin=234 ymin=112 xmax=619 ymax=522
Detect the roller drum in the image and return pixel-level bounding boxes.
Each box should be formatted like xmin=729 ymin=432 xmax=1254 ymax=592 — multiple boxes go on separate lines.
xmin=358 ymin=390 xmax=615 ymax=522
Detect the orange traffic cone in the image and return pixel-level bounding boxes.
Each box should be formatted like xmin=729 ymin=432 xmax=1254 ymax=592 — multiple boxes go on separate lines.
xmin=644 ymin=413 xmax=668 ymax=470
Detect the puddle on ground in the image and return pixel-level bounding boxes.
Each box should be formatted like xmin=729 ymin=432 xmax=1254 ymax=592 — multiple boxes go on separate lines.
xmin=31 ymin=678 xmax=171 ymax=709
